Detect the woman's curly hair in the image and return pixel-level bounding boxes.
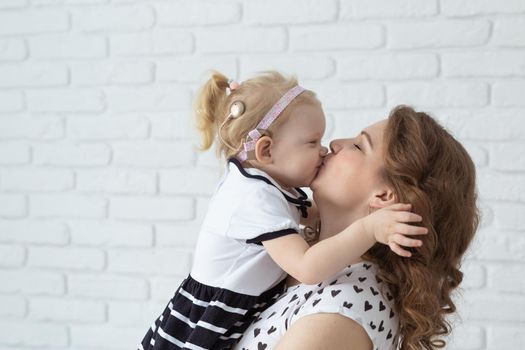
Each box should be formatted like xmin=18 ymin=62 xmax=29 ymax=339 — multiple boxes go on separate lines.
xmin=363 ymin=106 xmax=480 ymax=350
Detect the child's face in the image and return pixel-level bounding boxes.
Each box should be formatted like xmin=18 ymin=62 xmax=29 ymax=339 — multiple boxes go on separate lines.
xmin=270 ymin=103 xmax=328 ymax=188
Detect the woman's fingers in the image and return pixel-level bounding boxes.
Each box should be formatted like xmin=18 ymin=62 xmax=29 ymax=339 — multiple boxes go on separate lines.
xmin=395 ymin=211 xmax=423 ymax=223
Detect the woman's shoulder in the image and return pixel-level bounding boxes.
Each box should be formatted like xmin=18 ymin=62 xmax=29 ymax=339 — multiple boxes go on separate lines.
xmin=289 ymin=262 xmax=400 ymax=350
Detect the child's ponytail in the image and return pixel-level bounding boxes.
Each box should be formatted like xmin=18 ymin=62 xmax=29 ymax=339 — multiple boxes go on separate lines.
xmin=194 ymin=71 xmax=230 ymax=151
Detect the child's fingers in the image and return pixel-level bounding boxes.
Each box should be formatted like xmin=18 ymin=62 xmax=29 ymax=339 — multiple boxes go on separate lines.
xmin=395 ymin=223 xmax=429 ymax=236
xmin=391 ymin=233 xmax=423 ymax=248
xmin=388 ymin=242 xmax=412 ymax=258
xmin=395 ymin=211 xmax=423 ymax=223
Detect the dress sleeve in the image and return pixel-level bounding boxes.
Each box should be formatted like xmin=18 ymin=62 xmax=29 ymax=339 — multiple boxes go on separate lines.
xmin=226 ymin=184 xmax=299 ymax=243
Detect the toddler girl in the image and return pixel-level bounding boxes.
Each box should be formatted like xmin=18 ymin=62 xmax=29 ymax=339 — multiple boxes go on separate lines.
xmin=139 ymin=71 xmax=426 ymax=350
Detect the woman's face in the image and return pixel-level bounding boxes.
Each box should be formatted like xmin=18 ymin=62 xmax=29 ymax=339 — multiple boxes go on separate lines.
xmin=311 ymin=119 xmax=387 ymax=215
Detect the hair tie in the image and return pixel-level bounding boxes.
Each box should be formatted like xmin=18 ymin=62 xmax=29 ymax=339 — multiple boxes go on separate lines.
xmin=228 ymin=79 xmax=240 ymax=91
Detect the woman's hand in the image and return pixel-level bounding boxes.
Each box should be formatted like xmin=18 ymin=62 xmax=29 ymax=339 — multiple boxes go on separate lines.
xmin=360 ymin=203 xmax=428 ymax=257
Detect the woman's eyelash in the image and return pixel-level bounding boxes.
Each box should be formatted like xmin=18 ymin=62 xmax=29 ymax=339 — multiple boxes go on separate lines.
xmin=354 ymin=143 xmax=362 ymax=150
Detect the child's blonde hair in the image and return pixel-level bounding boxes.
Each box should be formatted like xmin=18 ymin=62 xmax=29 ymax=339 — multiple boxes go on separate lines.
xmin=194 ymin=70 xmax=320 ymax=161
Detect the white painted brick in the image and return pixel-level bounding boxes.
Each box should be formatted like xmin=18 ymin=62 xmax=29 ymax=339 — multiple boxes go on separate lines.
xmin=462 ymin=143 xmax=488 ymax=167
xmin=156 ymin=1 xmax=240 ymax=26
xmin=329 ymin=111 xmax=386 ymax=140
xmin=27 ymin=88 xmax=104 ymax=112
xmin=441 ymin=0 xmax=525 ymax=16
xmin=156 ymin=198 xmax=209 ymax=248
xmin=150 ymin=276 xmax=186 ymax=301
xmin=492 ymin=18 xmax=525 ymax=47
xmin=113 ymin=141 xmax=193 ymax=167
xmin=110 ymin=196 xmax=193 ymax=221
xmin=107 ymin=248 xmax=191 ymax=276
xmin=71 ymin=61 xmax=153 ymax=86
xmin=244 ymin=0 xmax=337 ymax=24
xmin=149 ymin=112 xmax=195 ymax=140
xmin=0 ymin=116 xmax=63 ymax=140
xmin=448 ymin=324 xmax=485 ymax=350
xmin=493 ymin=203 xmax=525 ymax=231
xmin=0 ymin=295 xmax=26 ymax=318
xmin=388 ymin=20 xmax=490 ymax=48
xmin=67 ymin=116 xmax=149 ymax=140
xmin=34 ymin=143 xmax=110 ymax=166
xmin=0 ymin=38 xmax=27 ymax=61
xmin=0 ymin=321 xmax=68 ymax=347
xmin=157 ymin=57 xmax=238 ymax=83
xmin=471 ymin=230 xmax=525 ymax=262
xmin=0 ymin=220 xmax=69 ymax=245
xmin=66 ymin=0 xmax=107 ymax=4
xmin=0 ymin=143 xmax=30 ymax=165
xmin=72 ymin=4 xmax=154 ymax=32
xmin=0 ymin=244 xmax=25 ymax=267
xmin=461 ymin=291 xmax=525 ymax=322
xmin=488 ymin=264 xmax=525 ymax=293
xmin=0 ymin=63 xmax=68 ymax=88
xmin=68 ymin=273 xmax=148 ymax=300
xmin=197 ymin=27 xmax=287 ymax=53
xmin=490 ymin=143 xmax=525 ymax=170
xmin=69 ymin=220 xmax=153 ymax=247
xmin=30 ymin=34 xmax=106 ymax=59
xmin=0 ymin=270 xmax=65 ymax=295
xmin=337 ymin=53 xmax=438 ymax=80
xmin=478 ymin=171 xmax=525 ymax=201
xmin=76 ymin=169 xmax=156 ymax=195
xmin=290 ymin=24 xmax=384 ymax=51
xmin=0 ymin=9 xmax=69 ymax=35
xmin=461 ymin=262 xmax=486 ymax=289
xmin=0 ymin=0 xmax=27 ymax=9
xmin=28 ymin=246 xmax=105 ymax=270
xmin=106 ymin=86 xmax=190 ymax=112
xmin=492 ymin=82 xmax=525 ymax=107
xmin=111 ymin=30 xmax=193 ymax=56
xmin=70 ymin=324 xmax=143 ymax=349
xmin=196 ymin=148 xmax=222 ymax=168
xmin=0 ymin=194 xmax=26 ymax=218
xmin=0 ymin=91 xmax=23 ymax=112
xmin=439 ymin=109 xmax=525 ymax=141
xmin=442 ymin=52 xmax=525 ymax=77
xmin=160 ymin=168 xmax=220 ymax=195
xmin=108 ymin=300 xmax=165 ymax=326
xmin=240 ymin=55 xmax=334 ymax=81
xmin=341 ymin=0 xmax=437 ymax=18
xmin=1 ymin=168 xmax=73 ymax=192
xmin=488 ymin=326 xmax=525 ymax=349
xmin=30 ymin=194 xmax=107 ymax=219
xmin=308 ymin=82 xmax=384 ymax=109
xmin=29 ymin=297 xmax=105 ymax=322
xmin=387 ymin=82 xmax=489 ymax=108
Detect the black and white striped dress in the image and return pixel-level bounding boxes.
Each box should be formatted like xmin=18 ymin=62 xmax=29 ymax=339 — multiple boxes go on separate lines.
xmin=139 ymin=159 xmax=311 ymax=350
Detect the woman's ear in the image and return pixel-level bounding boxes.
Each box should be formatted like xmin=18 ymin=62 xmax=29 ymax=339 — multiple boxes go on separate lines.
xmin=369 ymin=187 xmax=397 ymax=210
xmin=254 ymin=136 xmax=273 ymax=164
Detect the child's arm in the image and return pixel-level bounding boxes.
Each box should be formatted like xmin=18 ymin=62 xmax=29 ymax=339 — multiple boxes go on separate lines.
xmin=262 ymin=203 xmax=428 ymax=285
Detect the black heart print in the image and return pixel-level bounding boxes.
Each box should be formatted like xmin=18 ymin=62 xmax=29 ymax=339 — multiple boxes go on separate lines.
xmin=281 ymin=307 xmax=289 ymax=316
xmin=312 ymin=298 xmax=321 ymax=307
xmin=369 ymin=321 xmax=376 ymax=330
xmin=379 ymin=301 xmax=386 ymax=311
xmin=358 ymin=277 xmax=367 ymax=282
xmin=289 ymin=294 xmax=298 ymax=303
xmin=254 ymin=328 xmax=261 ymax=338
xmin=343 ymin=301 xmax=353 ymax=309
xmin=353 ymin=285 xmax=364 ymax=293
xmin=370 ymin=287 xmax=379 ymax=296
xmin=268 ymin=326 xmax=277 ymax=334
xmin=329 ymin=279 xmax=338 ymax=285
xmin=386 ymin=329 xmax=393 ymax=340
xmin=364 ymin=300 xmax=373 ymax=311
xmin=304 ymin=291 xmax=312 ymax=300
xmin=331 ymin=289 xmax=341 ymax=297
xmin=378 ymin=320 xmax=384 ymax=332
xmin=267 ymin=311 xmax=276 ymax=319
xmin=258 ymin=342 xmax=267 ymax=350
xmin=317 ymin=288 xmax=324 ymax=294
xmin=389 ymin=309 xmax=395 ymax=318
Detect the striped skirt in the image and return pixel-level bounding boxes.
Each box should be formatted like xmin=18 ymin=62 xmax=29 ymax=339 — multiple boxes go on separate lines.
xmin=140 ymin=275 xmax=285 ymax=350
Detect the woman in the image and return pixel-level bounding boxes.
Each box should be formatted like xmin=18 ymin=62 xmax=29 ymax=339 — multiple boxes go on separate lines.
xmin=234 ymin=106 xmax=479 ymax=350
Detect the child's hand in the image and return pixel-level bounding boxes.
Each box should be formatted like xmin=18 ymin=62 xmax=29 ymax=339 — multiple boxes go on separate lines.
xmin=361 ymin=203 xmax=428 ymax=257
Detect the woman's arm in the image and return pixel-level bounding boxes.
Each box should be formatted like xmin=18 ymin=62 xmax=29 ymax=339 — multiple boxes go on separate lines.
xmin=274 ymin=313 xmax=373 ymax=350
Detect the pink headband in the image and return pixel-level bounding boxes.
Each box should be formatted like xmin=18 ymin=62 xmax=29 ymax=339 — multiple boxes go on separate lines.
xmin=237 ymin=85 xmax=306 ymax=162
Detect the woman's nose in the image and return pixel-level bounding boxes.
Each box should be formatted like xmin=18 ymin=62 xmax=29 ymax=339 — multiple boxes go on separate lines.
xmin=329 ymin=139 xmax=342 ymax=154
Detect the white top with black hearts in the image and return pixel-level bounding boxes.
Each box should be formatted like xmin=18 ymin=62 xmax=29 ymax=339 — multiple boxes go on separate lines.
xmin=233 ymin=262 xmax=400 ymax=350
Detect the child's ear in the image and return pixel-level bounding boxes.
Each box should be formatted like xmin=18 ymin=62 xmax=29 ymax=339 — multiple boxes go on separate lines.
xmin=369 ymin=187 xmax=397 ymax=210
xmin=254 ymin=136 xmax=273 ymax=164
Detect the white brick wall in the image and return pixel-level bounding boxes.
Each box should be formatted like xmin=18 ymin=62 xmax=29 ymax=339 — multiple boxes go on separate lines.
xmin=0 ymin=1 xmax=523 ymax=349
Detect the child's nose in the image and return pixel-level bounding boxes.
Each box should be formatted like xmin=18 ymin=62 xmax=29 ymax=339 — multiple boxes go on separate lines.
xmin=320 ymin=145 xmax=329 ymax=156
